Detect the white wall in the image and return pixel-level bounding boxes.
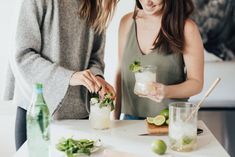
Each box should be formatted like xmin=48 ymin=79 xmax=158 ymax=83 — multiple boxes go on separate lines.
xmin=0 ymin=0 xmax=21 ymax=98
xmin=104 ymin=0 xmax=135 ymax=85
xmin=0 ymin=2 xmax=21 ymax=156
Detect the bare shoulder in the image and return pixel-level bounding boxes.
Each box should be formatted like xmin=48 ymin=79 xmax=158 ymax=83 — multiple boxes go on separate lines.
xmin=118 ymin=12 xmax=134 ymax=59
xmin=183 ymin=19 xmax=204 ymax=54
xmin=184 ymin=19 xmax=200 ymax=36
xmin=119 ymin=12 xmax=134 ymax=34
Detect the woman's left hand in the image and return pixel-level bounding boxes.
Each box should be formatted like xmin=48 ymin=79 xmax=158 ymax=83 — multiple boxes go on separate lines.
xmin=95 ymin=76 xmax=116 ymax=99
xmin=144 ymin=82 xmax=167 ymax=103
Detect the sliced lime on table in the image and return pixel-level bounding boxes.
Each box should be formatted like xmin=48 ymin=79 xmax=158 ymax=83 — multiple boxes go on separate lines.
xmin=153 ymin=115 xmax=166 ymax=126
xmin=147 ymin=117 xmax=155 ymax=124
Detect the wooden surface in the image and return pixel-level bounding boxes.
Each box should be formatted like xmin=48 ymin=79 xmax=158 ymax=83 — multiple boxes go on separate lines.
xmin=146 ymin=120 xmax=168 ymax=135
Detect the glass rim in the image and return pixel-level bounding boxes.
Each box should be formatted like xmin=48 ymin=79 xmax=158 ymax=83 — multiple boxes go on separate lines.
xmin=135 ymin=65 xmax=157 ymax=73
xmin=169 ymin=102 xmax=196 ymax=109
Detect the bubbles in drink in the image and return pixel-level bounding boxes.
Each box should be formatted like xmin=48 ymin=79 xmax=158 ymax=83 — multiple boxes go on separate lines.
xmin=134 ymin=70 xmax=156 ymax=96
xmin=89 ymin=103 xmax=111 ymax=130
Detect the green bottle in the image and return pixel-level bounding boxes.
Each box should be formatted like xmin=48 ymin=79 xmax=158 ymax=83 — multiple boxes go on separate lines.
xmin=27 ymin=83 xmax=50 ymax=157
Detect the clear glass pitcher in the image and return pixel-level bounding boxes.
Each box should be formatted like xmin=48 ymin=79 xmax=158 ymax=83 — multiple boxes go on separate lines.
xmin=168 ymin=102 xmax=197 ymax=152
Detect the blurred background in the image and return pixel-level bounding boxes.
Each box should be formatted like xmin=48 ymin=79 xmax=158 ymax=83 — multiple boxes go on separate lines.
xmin=0 ymin=0 xmax=234 ymax=156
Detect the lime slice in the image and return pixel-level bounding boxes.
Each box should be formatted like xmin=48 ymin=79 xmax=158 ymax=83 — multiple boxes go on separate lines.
xmin=151 ymin=139 xmax=167 ymax=155
xmin=147 ymin=117 xmax=155 ymax=124
xmin=90 ymin=97 xmax=99 ymax=105
xmin=160 ymin=108 xmax=169 ymax=119
xmin=153 ymin=115 xmax=166 ymax=126
xmin=166 ymin=119 xmax=169 ymax=125
xmin=181 ymin=136 xmax=193 ymax=145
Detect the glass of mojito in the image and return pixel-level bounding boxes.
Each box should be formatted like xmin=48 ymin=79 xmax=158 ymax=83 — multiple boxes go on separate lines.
xmin=134 ymin=65 xmax=157 ymax=96
xmin=89 ymin=94 xmax=114 ymax=130
xmin=168 ymin=102 xmax=197 ymax=152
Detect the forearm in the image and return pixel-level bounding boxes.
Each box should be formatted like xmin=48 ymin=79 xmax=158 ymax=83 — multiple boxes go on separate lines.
xmin=165 ymin=79 xmax=203 ymax=99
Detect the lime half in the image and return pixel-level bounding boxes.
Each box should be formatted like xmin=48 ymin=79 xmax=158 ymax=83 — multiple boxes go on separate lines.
xmin=147 ymin=117 xmax=155 ymax=124
xmin=153 ymin=115 xmax=166 ymax=126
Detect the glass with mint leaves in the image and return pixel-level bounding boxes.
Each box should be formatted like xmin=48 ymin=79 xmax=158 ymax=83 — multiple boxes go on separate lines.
xmin=129 ymin=61 xmax=157 ymax=96
xmin=89 ymin=92 xmax=114 ymax=130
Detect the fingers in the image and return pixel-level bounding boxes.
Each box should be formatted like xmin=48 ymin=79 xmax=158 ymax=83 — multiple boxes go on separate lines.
xmin=95 ymin=76 xmax=116 ymax=99
xmin=71 ymin=70 xmax=101 ymax=93
xmin=135 ymin=82 xmax=165 ymax=103
xmin=88 ymin=72 xmax=102 ymax=92
xmin=70 ymin=70 xmax=116 ymax=96
xmin=105 ymin=83 xmax=116 ymax=98
xmin=82 ymin=74 xmax=95 ymax=93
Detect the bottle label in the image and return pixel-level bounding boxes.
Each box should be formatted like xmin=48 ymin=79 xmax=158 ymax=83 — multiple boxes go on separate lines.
xmin=36 ymin=88 xmax=43 ymax=94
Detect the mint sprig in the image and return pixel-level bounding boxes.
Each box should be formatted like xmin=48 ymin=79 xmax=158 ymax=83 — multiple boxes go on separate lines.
xmin=56 ymin=137 xmax=95 ymax=156
xmin=90 ymin=92 xmax=114 ymax=111
xmin=99 ymin=93 xmax=115 ymax=111
xmin=129 ymin=60 xmax=142 ymax=72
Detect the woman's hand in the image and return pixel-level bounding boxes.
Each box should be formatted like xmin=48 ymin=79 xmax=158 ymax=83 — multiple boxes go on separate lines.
xmin=141 ymin=82 xmax=167 ymax=103
xmin=69 ymin=70 xmax=116 ymax=98
xmin=96 ymin=76 xmax=116 ymax=99
xmin=69 ymin=70 xmax=102 ymax=93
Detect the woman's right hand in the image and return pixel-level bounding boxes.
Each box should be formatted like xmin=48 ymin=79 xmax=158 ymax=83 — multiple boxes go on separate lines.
xmin=69 ymin=70 xmax=101 ymax=93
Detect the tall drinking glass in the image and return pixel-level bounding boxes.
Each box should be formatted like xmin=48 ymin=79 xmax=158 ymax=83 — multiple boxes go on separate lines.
xmin=134 ymin=65 xmax=157 ymax=96
xmin=169 ymin=102 xmax=197 ymax=152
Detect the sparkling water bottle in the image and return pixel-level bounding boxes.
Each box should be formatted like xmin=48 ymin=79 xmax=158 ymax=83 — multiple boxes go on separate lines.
xmin=27 ymin=83 xmax=50 ymax=157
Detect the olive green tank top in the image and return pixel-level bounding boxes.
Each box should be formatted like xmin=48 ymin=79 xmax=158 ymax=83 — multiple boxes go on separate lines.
xmin=121 ymin=20 xmax=188 ymax=117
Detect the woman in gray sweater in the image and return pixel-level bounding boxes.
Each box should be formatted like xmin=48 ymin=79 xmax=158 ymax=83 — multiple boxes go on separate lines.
xmin=3 ymin=0 xmax=117 ymax=150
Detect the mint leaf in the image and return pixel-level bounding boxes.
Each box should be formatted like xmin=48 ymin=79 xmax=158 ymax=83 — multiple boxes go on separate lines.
xmin=129 ymin=60 xmax=142 ymax=72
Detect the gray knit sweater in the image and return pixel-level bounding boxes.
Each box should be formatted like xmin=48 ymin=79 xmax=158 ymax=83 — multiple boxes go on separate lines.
xmin=3 ymin=0 xmax=106 ymax=119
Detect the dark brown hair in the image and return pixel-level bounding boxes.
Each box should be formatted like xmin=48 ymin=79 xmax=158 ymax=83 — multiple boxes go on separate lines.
xmin=135 ymin=0 xmax=194 ymax=53
xmin=79 ymin=0 xmax=117 ymax=34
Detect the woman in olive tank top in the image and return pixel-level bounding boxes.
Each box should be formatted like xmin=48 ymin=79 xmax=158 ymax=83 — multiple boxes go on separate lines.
xmin=114 ymin=0 xmax=204 ymax=120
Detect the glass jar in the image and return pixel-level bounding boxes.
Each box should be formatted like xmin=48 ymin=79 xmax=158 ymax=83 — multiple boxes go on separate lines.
xmin=134 ymin=65 xmax=157 ymax=96
xmin=89 ymin=102 xmax=111 ymax=130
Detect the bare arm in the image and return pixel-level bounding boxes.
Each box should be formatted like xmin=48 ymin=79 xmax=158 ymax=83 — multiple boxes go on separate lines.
xmin=165 ymin=19 xmax=204 ymax=98
xmin=149 ymin=19 xmax=204 ymax=102
xmin=114 ymin=13 xmax=133 ymax=119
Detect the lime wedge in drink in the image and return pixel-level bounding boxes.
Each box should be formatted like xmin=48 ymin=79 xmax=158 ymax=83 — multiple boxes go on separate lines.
xmin=147 ymin=117 xmax=155 ymax=124
xmin=181 ymin=136 xmax=193 ymax=145
xmin=90 ymin=97 xmax=99 ymax=105
xmin=153 ymin=115 xmax=166 ymax=126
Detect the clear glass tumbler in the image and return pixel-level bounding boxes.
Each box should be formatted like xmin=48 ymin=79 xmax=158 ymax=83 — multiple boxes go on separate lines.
xmin=134 ymin=65 xmax=157 ymax=96
xmin=89 ymin=102 xmax=111 ymax=130
xmin=168 ymin=102 xmax=197 ymax=152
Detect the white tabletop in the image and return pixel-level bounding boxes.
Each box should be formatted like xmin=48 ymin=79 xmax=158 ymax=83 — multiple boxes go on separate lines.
xmin=14 ymin=120 xmax=230 ymax=157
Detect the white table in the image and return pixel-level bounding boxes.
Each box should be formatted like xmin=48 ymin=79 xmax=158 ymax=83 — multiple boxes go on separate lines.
xmin=14 ymin=120 xmax=230 ymax=157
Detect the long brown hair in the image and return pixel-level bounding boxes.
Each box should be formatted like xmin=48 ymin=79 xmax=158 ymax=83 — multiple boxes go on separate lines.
xmin=79 ymin=0 xmax=117 ymax=34
xmin=135 ymin=0 xmax=194 ymax=53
